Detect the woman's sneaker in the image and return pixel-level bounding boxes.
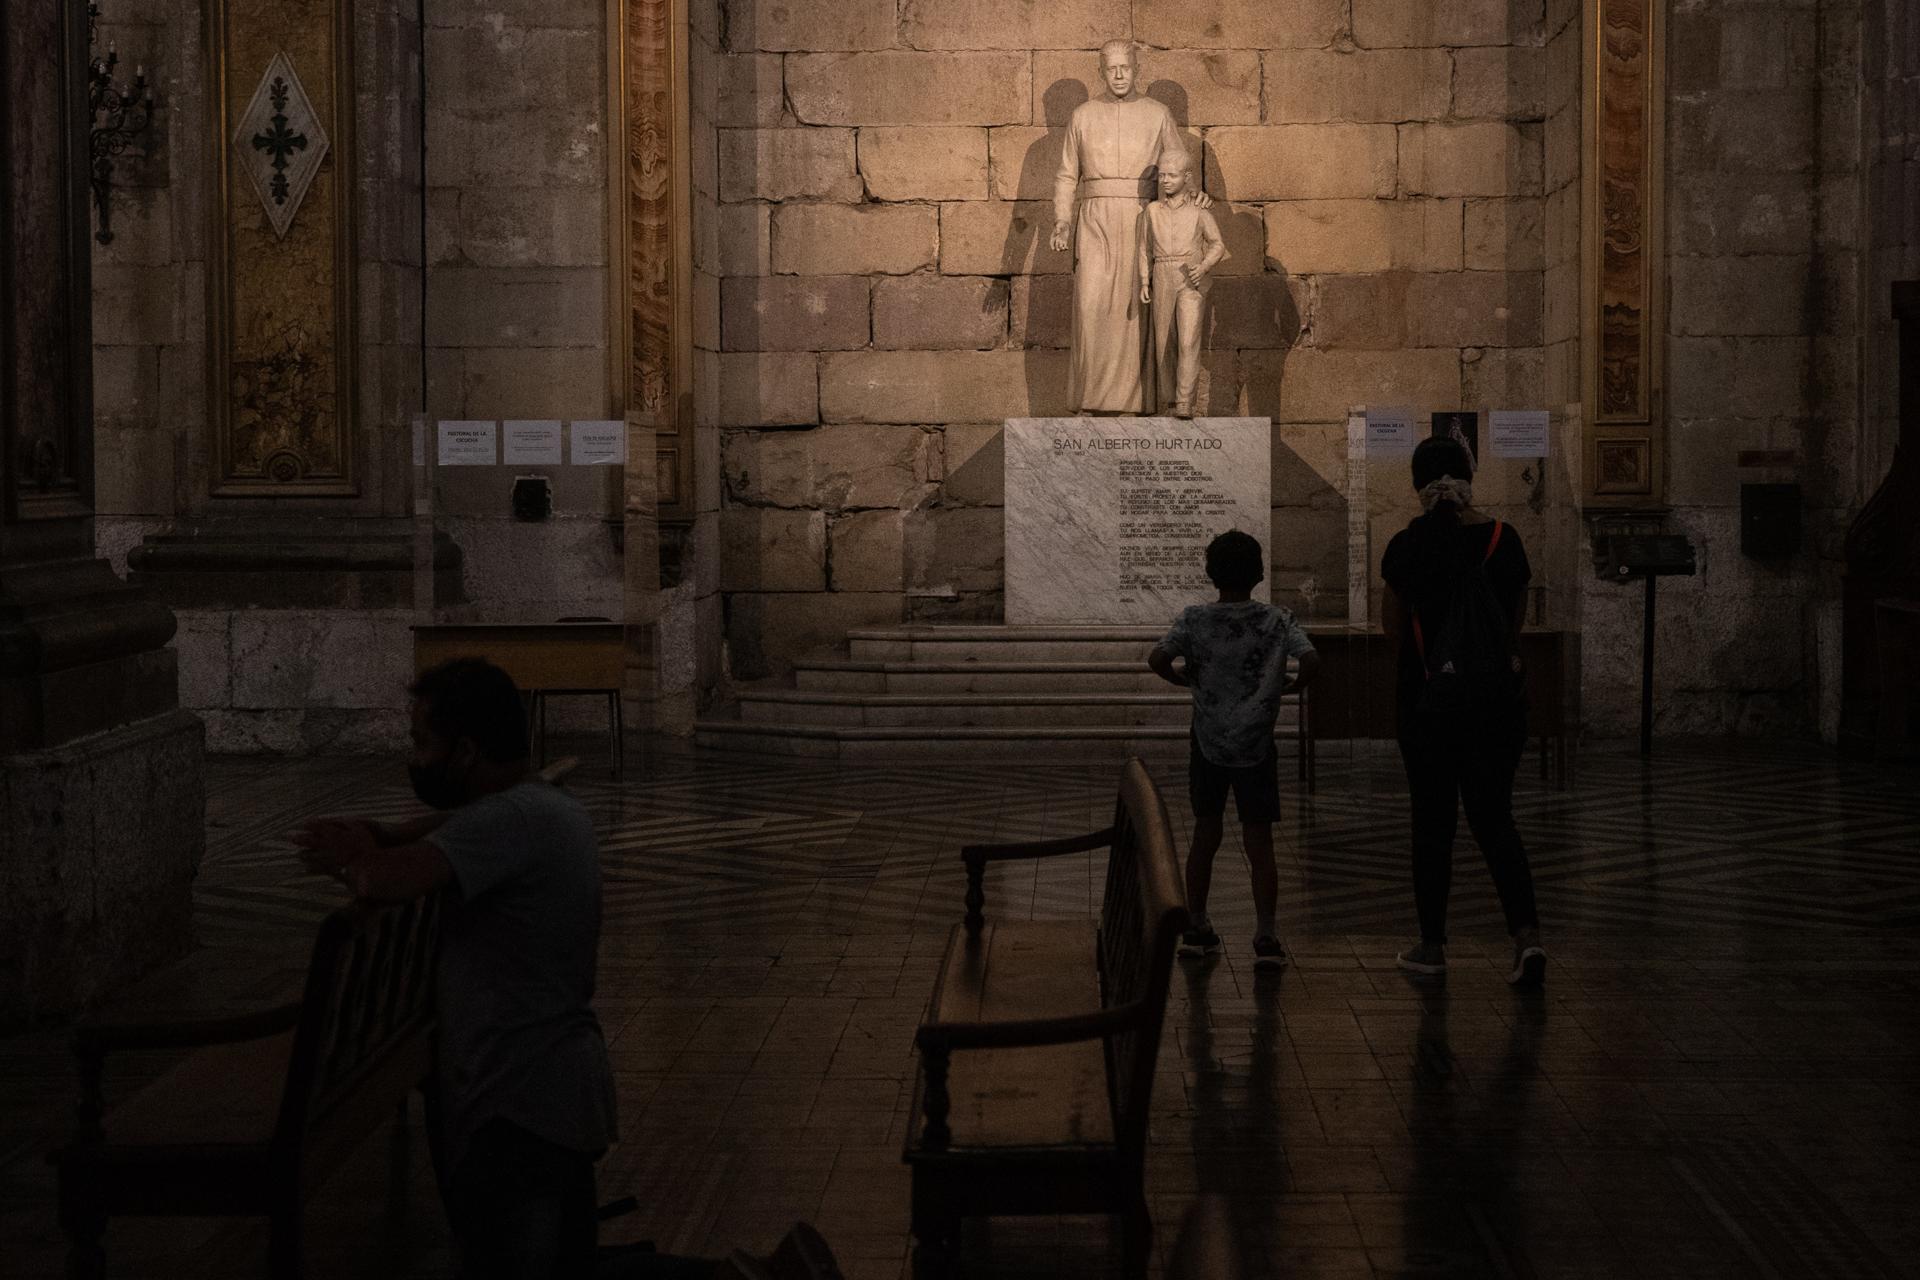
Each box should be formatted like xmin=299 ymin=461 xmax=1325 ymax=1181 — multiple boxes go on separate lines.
xmin=1396 ymin=941 xmax=1447 ymax=975
xmin=1507 ymin=933 xmax=1547 ymax=987
xmin=1251 ymin=935 xmax=1289 ymax=969
xmin=1179 ymin=923 xmax=1222 ymax=956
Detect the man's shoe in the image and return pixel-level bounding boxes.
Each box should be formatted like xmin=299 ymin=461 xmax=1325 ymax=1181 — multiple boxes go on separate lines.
xmin=1396 ymin=941 xmax=1447 ymax=975
xmin=1507 ymin=934 xmax=1547 ymax=987
xmin=1251 ymin=935 xmax=1289 ymax=969
xmin=1179 ymin=923 xmax=1222 ymax=956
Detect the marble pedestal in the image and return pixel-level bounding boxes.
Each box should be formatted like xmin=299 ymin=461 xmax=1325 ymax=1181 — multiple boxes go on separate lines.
xmin=1005 ymin=417 xmax=1272 ymax=625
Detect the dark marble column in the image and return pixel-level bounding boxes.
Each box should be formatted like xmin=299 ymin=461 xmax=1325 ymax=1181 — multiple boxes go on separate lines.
xmin=1 ymin=0 xmax=203 ymax=1027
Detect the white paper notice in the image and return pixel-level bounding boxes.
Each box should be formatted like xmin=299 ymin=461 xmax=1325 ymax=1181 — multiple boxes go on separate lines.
xmin=503 ymin=419 xmax=563 ymax=466
xmin=411 ymin=414 xmax=426 ymax=468
xmin=437 ymin=420 xmax=497 ymax=466
xmin=1489 ymin=409 xmax=1551 ymax=459
xmin=570 ymin=419 xmax=625 ymax=466
xmin=1365 ymin=406 xmax=1417 ymax=453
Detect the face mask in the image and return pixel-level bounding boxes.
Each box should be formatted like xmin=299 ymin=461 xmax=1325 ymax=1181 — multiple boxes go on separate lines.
xmin=408 ymin=759 xmax=465 ymax=810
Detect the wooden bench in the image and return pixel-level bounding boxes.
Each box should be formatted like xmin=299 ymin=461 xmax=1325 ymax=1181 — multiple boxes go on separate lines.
xmin=54 ymin=893 xmax=443 ymax=1278
xmin=903 ymin=758 xmax=1188 ymax=1278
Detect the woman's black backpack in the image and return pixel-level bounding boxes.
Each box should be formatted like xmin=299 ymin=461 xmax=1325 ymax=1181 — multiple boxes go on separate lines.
xmin=1411 ymin=521 xmax=1526 ymax=724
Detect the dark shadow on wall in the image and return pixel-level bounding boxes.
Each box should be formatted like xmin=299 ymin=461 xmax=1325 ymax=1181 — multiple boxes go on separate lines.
xmin=1004 ymin=78 xmax=1088 ymax=416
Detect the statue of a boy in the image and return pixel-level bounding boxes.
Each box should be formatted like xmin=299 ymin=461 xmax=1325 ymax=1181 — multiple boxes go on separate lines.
xmin=1137 ymin=147 xmax=1228 ymax=418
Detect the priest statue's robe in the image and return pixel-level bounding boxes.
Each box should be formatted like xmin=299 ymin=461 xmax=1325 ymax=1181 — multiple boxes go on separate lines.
xmin=1053 ymin=92 xmax=1185 ymax=414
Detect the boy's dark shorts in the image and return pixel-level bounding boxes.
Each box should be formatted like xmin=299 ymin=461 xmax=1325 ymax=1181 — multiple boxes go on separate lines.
xmin=1189 ymin=735 xmax=1281 ymax=825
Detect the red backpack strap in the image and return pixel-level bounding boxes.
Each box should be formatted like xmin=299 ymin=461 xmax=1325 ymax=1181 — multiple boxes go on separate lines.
xmin=1484 ymin=520 xmax=1504 ymax=563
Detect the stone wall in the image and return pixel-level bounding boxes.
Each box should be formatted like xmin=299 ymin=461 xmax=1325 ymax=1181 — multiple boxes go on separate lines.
xmin=1578 ymin=0 xmax=1865 ymax=737
xmin=706 ymin=0 xmax=1561 ymax=678
xmin=1861 ymin=0 xmax=1920 ymax=487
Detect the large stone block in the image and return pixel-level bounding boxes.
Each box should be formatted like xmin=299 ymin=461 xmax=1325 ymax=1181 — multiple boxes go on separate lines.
xmin=725 ymin=0 xmax=895 ymax=52
xmin=1033 ymin=50 xmax=1261 ymax=126
xmin=1256 ymin=347 xmax=1462 ymax=422
xmin=1207 ymin=204 xmax=1268 ymax=276
xmin=230 ymin=612 xmax=414 ymax=710
xmin=718 ymin=352 xmax=819 ymax=426
xmin=93 ymin=346 xmax=157 ymax=424
xmin=1668 ymin=336 xmax=1812 ymax=420
xmin=771 ymin=204 xmax=938 ymax=275
xmin=939 ymin=201 xmax=1069 ymax=274
xmin=820 ymin=350 xmax=1073 ymax=422
xmin=718 ymin=203 xmax=772 ymax=276
xmin=1670 ymin=255 xmax=1812 ymax=337
xmin=720 ymin=276 xmax=872 ymax=351
xmin=1265 ymin=199 xmax=1463 ymax=274
xmin=1313 ymin=274 xmax=1413 ymax=350
xmin=721 ymin=507 xmax=827 ymax=592
xmin=874 ymin=276 xmax=1010 ymax=350
xmin=1399 ymin=122 xmax=1543 ymax=198
xmin=1452 ymin=46 xmax=1550 ymax=121
xmin=1264 ymin=49 xmax=1450 ymax=124
xmin=987 ymin=127 xmax=1067 ymax=200
xmin=829 ymin=509 xmax=906 ymax=591
xmin=859 ymin=127 xmax=990 ymax=200
xmin=1352 ymin=0 xmax=1536 ymax=49
xmin=426 ymin=268 xmax=607 ymax=347
xmin=723 ymin=423 xmax=936 ymax=510
xmin=715 ymin=52 xmax=786 ymax=127
xmin=1207 ymin=126 xmax=1398 ymax=200
xmin=694 ymin=269 xmax=721 ymax=350
xmin=718 ymin=128 xmax=863 ymax=202
xmin=461 ymin=346 xmax=613 ymax=419
xmin=425 ymin=105 xmax=604 ymax=188
xmin=1405 ymin=270 xmax=1544 ymax=348
xmin=1464 ymin=197 xmax=1544 ymax=270
xmin=1669 ymin=175 xmax=1815 ymax=257
xmin=1134 ymin=0 xmax=1347 ymax=49
xmin=901 ymin=0 xmax=1112 ymax=50
xmin=788 ymin=52 xmax=1030 ymax=126
xmin=938 ymin=423 xmax=1005 ymax=504
xmin=908 ymin=507 xmax=1006 ymax=594
xmin=93 ymin=425 xmax=176 ymax=517
xmin=1460 ymin=345 xmax=1547 ymax=407
xmin=1010 ymin=275 xmax=1073 ymax=347
xmin=725 ymin=591 xmax=905 ymax=679
xmin=1207 ymin=275 xmax=1310 ymax=348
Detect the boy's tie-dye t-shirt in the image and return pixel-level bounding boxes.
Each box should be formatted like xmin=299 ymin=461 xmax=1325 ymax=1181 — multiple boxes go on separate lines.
xmin=1158 ymin=601 xmax=1317 ymax=768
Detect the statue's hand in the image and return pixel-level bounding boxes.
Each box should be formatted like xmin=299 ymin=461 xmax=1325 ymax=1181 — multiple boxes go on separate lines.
xmin=1182 ymin=264 xmax=1205 ymax=289
xmin=1140 ymin=284 xmax=1151 ymax=304
xmin=1049 ymin=221 xmax=1071 ymax=253
xmin=1192 ymin=191 xmax=1215 ymax=210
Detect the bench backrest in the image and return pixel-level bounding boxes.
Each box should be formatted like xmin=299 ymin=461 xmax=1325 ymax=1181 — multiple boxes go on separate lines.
xmin=275 ymin=895 xmax=442 ymax=1172
xmin=1097 ymin=758 xmax=1189 ymax=1162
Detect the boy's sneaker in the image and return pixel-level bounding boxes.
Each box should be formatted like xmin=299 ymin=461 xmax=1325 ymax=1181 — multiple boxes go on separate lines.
xmin=1251 ymin=935 xmax=1289 ymax=969
xmin=1507 ymin=934 xmax=1547 ymax=987
xmin=1396 ymin=941 xmax=1447 ymax=975
xmin=1179 ymin=923 xmax=1222 ymax=956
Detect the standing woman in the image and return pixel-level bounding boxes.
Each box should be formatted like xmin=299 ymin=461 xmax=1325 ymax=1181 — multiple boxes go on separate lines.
xmin=1380 ymin=437 xmax=1547 ymax=986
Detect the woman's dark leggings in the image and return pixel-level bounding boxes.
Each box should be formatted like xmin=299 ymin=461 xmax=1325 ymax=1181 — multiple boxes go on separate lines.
xmin=1397 ymin=722 xmax=1539 ymax=944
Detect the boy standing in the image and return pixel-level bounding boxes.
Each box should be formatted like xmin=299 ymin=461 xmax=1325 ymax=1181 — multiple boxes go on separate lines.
xmin=1149 ymin=532 xmax=1320 ymax=966
xmin=1137 ymin=146 xmax=1228 ymax=418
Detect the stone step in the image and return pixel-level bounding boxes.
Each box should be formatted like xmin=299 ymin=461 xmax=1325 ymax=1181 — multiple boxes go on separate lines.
xmin=844 ymin=625 xmax=1164 ymax=663
xmin=737 ymin=690 xmax=1310 ymax=730
xmin=691 ymin=720 xmax=1310 ymax=762
xmin=792 ymin=659 xmax=1168 ymax=694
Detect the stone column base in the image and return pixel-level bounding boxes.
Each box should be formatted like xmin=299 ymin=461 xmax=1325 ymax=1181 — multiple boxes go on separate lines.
xmin=0 ymin=710 xmax=206 ymax=1029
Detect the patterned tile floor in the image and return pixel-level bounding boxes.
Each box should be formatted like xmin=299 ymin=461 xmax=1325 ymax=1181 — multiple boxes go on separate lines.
xmin=3 ymin=738 xmax=1919 ymax=1278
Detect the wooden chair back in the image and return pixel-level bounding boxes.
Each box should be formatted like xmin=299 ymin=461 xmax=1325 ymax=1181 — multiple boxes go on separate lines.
xmin=274 ymin=895 xmax=442 ymax=1176
xmin=1097 ymin=758 xmax=1188 ymax=1164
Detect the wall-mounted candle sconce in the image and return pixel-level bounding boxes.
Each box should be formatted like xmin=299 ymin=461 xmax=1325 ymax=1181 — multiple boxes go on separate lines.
xmin=87 ymin=2 xmax=154 ymax=245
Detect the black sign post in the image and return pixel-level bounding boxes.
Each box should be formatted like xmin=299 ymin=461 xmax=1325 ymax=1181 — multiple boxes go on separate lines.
xmin=1603 ymin=535 xmax=1698 ymax=757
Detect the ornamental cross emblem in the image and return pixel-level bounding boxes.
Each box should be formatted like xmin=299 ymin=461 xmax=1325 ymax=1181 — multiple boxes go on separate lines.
xmin=250 ymin=77 xmax=308 ymax=206
xmin=232 ymin=52 xmax=329 ymax=240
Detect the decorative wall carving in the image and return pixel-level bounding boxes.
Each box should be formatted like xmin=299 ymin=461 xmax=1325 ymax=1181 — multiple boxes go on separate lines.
xmin=207 ymin=0 xmax=356 ymax=496
xmin=1586 ymin=0 xmax=1664 ymax=505
xmin=620 ymin=0 xmax=691 ymax=523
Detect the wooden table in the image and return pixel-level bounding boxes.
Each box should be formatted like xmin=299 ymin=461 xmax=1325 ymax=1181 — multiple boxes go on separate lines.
xmin=1301 ymin=626 xmax=1579 ymax=789
xmin=411 ymin=623 xmax=625 ymax=777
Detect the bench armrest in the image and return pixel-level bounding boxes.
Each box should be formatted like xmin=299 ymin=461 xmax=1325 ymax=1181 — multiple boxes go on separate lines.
xmin=66 ymin=1002 xmax=305 ymax=1146
xmin=960 ymin=826 xmax=1115 ymax=936
xmin=913 ymin=1002 xmax=1146 ymax=1148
